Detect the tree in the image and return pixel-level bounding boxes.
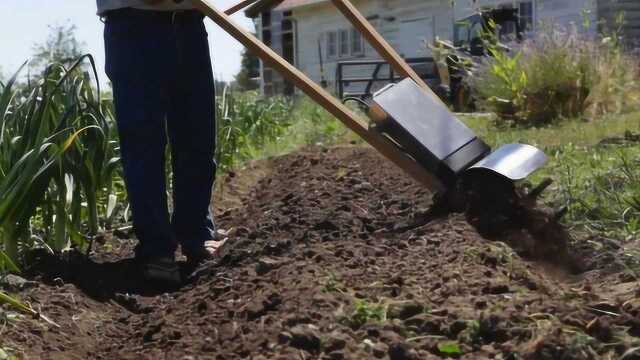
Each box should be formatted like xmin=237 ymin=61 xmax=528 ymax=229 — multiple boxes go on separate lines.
xmin=30 ymin=23 xmax=85 ymax=73
xmin=233 ymin=48 xmax=260 ymax=91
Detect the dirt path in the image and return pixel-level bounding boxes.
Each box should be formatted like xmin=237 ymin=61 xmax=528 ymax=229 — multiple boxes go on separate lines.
xmin=3 ymin=146 xmax=639 ymax=359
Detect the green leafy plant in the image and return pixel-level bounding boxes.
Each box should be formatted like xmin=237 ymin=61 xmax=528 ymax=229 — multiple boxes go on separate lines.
xmin=346 ymin=299 xmax=387 ymax=328
xmin=215 ymin=88 xmax=293 ymax=172
xmin=0 ymin=55 xmax=120 ymax=264
xmin=437 ymin=341 xmax=463 ymax=356
xmin=0 ymin=291 xmax=58 ymax=327
xmin=322 ymin=272 xmax=343 ymax=293
xmin=474 ymin=20 xmax=639 ymax=125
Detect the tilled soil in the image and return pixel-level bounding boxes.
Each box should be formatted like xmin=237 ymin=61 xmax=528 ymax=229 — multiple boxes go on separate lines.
xmin=3 ymin=146 xmax=640 ymax=359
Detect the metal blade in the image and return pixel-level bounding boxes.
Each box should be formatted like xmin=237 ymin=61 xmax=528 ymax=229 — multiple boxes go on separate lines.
xmin=467 ymin=143 xmax=547 ymax=181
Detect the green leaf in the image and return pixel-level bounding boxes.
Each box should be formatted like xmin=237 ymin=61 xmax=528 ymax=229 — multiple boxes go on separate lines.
xmin=106 ymin=193 xmax=117 ymax=220
xmin=0 ymin=250 xmax=20 ymax=273
xmin=0 ymin=291 xmax=31 ymax=314
xmin=437 ymin=341 xmax=462 ymax=355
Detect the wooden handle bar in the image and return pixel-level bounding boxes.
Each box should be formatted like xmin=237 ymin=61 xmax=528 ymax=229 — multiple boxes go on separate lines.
xmin=192 ymin=0 xmax=445 ymax=192
xmin=224 ymin=0 xmax=260 ymax=15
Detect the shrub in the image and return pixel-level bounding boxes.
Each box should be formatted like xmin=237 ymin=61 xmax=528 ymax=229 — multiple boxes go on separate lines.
xmin=474 ymin=22 xmax=640 ymax=125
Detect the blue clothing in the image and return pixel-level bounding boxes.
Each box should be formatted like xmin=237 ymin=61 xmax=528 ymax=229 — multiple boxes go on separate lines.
xmin=104 ymin=8 xmax=216 ymax=259
xmin=96 ymin=0 xmax=194 ymax=15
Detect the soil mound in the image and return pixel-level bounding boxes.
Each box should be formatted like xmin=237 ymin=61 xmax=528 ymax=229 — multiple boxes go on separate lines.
xmin=3 ymin=146 xmax=639 ymax=359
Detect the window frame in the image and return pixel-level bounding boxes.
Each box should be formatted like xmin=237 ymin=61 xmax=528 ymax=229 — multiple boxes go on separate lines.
xmin=326 ymin=27 xmax=366 ymax=60
xmin=518 ymin=1 xmax=534 ymax=32
xmin=339 ymin=29 xmax=350 ymax=57
xmin=326 ymin=31 xmax=338 ymax=59
xmin=350 ymin=28 xmax=364 ymax=56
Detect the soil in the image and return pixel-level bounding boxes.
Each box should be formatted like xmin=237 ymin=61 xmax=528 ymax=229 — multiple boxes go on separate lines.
xmin=2 ymin=146 xmax=640 ymax=359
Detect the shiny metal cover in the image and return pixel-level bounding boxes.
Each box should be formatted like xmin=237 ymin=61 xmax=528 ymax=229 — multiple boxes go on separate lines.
xmin=468 ymin=143 xmax=547 ymax=181
xmin=372 ymin=78 xmax=477 ymax=161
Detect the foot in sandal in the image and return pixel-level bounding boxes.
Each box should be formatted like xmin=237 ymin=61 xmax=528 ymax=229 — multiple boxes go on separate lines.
xmin=184 ymin=231 xmax=228 ymax=265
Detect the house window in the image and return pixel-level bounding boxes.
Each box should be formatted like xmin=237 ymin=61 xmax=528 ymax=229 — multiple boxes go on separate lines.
xmin=327 ymin=32 xmax=337 ymax=58
xmin=519 ymin=1 xmax=534 ymax=32
xmin=326 ymin=28 xmax=365 ymax=59
xmin=351 ymin=28 xmax=363 ymax=55
xmin=339 ymin=29 xmax=350 ymax=57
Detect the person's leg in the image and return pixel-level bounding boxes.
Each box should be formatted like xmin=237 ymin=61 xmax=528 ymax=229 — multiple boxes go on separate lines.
xmin=166 ymin=14 xmax=217 ymax=257
xmin=104 ymin=11 xmax=177 ymax=261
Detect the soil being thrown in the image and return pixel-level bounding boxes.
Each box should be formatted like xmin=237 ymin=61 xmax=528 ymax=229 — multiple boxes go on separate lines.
xmin=3 ymin=146 xmax=640 ymax=359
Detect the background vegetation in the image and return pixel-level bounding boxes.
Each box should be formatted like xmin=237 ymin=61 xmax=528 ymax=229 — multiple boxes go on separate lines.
xmin=473 ymin=18 xmax=640 ymax=125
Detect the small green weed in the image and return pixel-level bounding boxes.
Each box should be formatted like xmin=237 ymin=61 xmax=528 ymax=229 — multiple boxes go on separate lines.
xmin=345 ymin=299 xmax=387 ymax=328
xmin=0 ymin=347 xmax=18 ymax=360
xmin=437 ymin=341 xmax=463 ymax=356
xmin=322 ymin=272 xmax=343 ymax=293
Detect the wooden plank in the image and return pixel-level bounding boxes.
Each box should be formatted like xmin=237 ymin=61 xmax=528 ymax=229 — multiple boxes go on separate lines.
xmin=224 ymin=0 xmax=260 ymax=15
xmin=193 ymin=0 xmax=445 ymax=192
xmin=243 ymin=0 xmax=286 ymax=18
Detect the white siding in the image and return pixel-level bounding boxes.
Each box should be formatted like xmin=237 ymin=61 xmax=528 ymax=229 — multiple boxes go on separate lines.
xmin=292 ymin=0 xmax=452 ymax=89
xmin=453 ymin=0 xmax=598 ymax=32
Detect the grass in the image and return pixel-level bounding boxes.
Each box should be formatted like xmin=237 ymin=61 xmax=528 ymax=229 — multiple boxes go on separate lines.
xmin=460 ymin=112 xmax=640 ymax=268
xmin=460 ymin=112 xmax=640 ymax=149
xmin=241 ymin=97 xmax=361 ymax=162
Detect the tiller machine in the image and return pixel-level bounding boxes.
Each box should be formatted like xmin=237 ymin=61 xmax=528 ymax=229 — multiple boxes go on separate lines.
xmin=193 ymin=0 xmax=558 ymax=229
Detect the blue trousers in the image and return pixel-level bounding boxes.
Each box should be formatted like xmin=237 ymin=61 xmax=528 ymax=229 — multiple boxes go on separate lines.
xmin=104 ymin=8 xmax=216 ymax=259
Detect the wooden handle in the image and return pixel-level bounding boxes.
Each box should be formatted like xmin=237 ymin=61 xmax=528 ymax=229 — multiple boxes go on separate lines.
xmin=224 ymin=0 xmax=260 ymax=15
xmin=192 ymin=0 xmax=445 ymax=192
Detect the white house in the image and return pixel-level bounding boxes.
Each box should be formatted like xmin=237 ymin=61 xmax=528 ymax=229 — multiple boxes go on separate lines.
xmin=245 ymin=0 xmax=639 ymax=96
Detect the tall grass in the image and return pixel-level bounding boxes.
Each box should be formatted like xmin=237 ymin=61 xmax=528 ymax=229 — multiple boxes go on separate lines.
xmin=474 ymin=22 xmax=640 ymax=125
xmin=215 ymin=89 xmax=293 ymax=171
xmin=0 ymin=56 xmax=119 ymax=265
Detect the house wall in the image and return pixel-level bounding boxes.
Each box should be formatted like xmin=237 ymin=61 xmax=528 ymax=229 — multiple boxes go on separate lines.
xmin=453 ymin=0 xmax=598 ymax=32
xmin=598 ymin=0 xmax=640 ymax=48
xmin=292 ymin=0 xmax=452 ymax=90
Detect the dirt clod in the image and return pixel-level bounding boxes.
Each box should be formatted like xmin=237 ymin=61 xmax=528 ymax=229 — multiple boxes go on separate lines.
xmin=387 ymin=301 xmax=424 ymax=320
xmin=288 ymin=324 xmax=322 ymax=352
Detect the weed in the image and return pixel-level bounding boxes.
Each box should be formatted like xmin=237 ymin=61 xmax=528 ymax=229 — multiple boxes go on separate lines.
xmin=345 ymin=299 xmax=387 ymax=328
xmin=437 ymin=340 xmax=463 ymax=356
xmin=0 ymin=347 xmax=18 ymax=360
xmin=322 ymin=272 xmax=343 ymax=293
xmin=460 ymin=320 xmax=482 ymax=344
